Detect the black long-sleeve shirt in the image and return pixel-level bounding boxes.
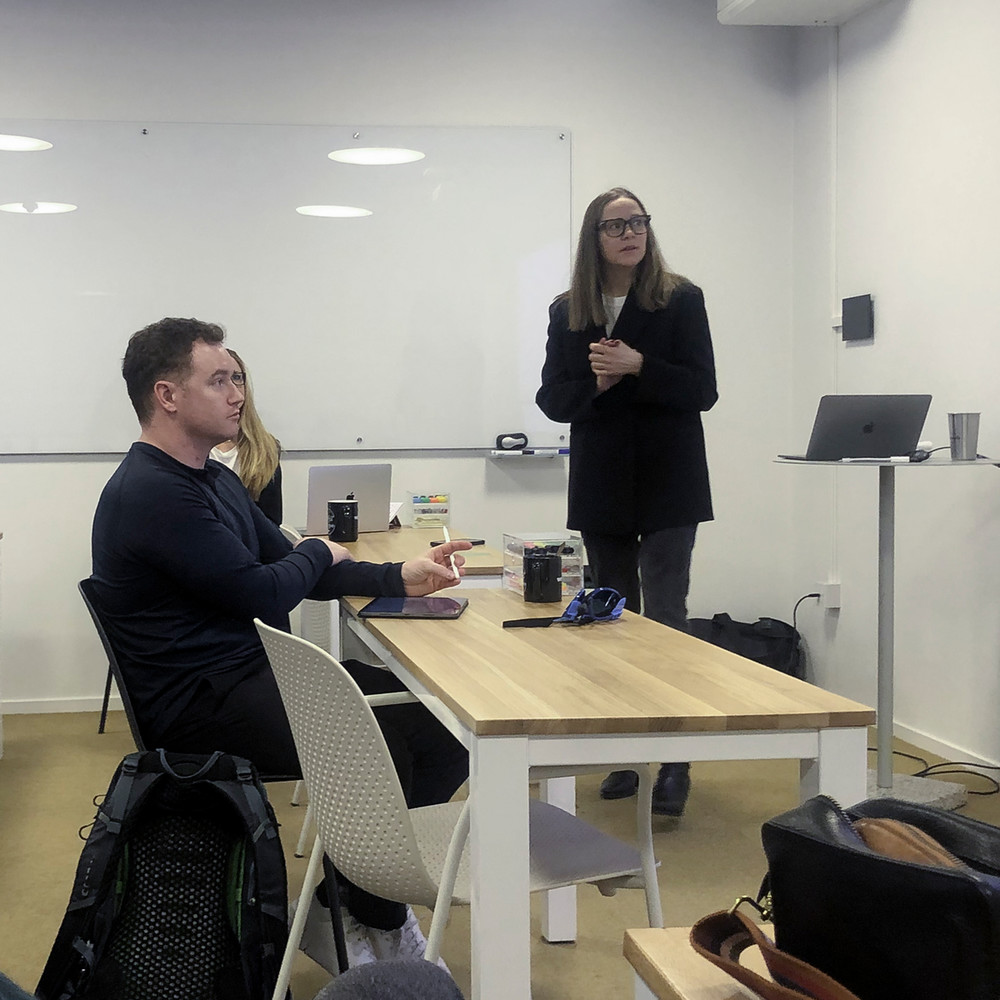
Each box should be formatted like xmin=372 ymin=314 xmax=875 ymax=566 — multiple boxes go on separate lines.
xmin=91 ymin=442 xmax=404 ymax=735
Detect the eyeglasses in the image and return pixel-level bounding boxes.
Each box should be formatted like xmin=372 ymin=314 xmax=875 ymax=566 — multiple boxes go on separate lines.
xmin=597 ymin=215 xmax=651 ymax=238
xmin=553 ymin=587 xmax=626 ymax=626
xmin=231 ymin=372 xmax=246 ymax=387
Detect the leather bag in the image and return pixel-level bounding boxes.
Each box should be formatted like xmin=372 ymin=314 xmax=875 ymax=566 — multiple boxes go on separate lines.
xmin=700 ymin=795 xmax=1000 ymax=1000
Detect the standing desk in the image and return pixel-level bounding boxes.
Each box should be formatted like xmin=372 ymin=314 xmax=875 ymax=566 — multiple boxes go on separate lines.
xmin=340 ymin=588 xmax=874 ymax=1000
xmin=777 ymin=457 xmax=995 ymax=800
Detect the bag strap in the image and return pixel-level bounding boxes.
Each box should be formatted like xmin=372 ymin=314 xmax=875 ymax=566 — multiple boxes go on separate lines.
xmin=689 ymin=909 xmax=862 ymax=1000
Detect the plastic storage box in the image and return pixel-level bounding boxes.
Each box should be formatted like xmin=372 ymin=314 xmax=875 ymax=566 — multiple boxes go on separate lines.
xmin=502 ymin=533 xmax=584 ymax=600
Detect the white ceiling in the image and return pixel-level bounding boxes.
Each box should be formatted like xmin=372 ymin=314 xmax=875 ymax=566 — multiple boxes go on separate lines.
xmin=717 ymin=0 xmax=888 ymax=26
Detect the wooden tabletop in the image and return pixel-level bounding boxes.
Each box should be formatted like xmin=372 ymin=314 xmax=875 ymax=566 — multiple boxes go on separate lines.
xmin=625 ymin=926 xmax=772 ymax=1000
xmin=343 ymin=589 xmax=875 ymax=737
xmin=335 ymin=527 xmax=503 ymax=575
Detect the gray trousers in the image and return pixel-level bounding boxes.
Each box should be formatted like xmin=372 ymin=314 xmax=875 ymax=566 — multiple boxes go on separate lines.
xmin=582 ymin=524 xmax=697 ymax=631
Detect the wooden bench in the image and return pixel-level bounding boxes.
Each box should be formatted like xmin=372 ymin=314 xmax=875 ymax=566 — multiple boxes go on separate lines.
xmin=624 ymin=925 xmax=772 ymax=1000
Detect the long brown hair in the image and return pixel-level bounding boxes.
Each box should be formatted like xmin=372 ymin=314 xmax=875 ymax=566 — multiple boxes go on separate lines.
xmin=563 ymin=187 xmax=687 ymax=331
xmin=227 ymin=349 xmax=280 ymax=501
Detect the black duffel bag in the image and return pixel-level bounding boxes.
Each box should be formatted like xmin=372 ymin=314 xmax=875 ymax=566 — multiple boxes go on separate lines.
xmin=688 ymin=612 xmax=804 ymax=679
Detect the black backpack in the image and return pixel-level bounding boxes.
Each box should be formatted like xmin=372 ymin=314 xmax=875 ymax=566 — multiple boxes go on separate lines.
xmin=37 ymin=750 xmax=289 ymax=1000
xmin=688 ymin=612 xmax=804 ymax=679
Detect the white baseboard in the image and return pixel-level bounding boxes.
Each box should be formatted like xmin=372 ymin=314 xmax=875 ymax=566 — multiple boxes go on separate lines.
xmin=0 ymin=695 xmax=122 ymax=715
xmin=894 ymin=721 xmax=1000 ymax=772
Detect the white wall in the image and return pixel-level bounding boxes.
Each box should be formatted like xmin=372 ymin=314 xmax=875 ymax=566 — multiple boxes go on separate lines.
xmin=0 ymin=0 xmax=797 ymax=711
xmin=792 ymin=0 xmax=1000 ymax=764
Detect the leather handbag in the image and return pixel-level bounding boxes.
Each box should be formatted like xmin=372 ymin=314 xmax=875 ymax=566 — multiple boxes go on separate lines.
xmin=692 ymin=795 xmax=1000 ymax=1000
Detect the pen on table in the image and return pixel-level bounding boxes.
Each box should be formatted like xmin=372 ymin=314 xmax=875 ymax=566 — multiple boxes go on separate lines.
xmin=441 ymin=527 xmax=461 ymax=580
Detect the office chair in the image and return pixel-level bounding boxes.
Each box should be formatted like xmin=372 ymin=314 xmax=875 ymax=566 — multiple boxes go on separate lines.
xmin=255 ymin=619 xmax=662 ymax=1000
xmin=80 ymin=579 xmax=148 ymax=750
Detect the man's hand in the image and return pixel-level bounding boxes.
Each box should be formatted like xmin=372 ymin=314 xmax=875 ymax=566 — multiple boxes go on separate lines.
xmin=297 ymin=536 xmax=353 ymax=565
xmin=589 ymin=337 xmax=643 ymax=377
xmin=401 ymin=539 xmax=472 ymax=596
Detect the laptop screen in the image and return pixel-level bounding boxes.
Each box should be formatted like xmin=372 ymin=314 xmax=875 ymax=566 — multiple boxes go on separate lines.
xmin=305 ymin=464 xmax=392 ymax=535
xmin=783 ymin=394 xmax=931 ymax=461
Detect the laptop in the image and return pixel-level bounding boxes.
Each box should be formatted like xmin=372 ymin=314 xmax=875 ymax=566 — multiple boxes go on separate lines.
xmin=780 ymin=394 xmax=931 ymax=461
xmin=305 ymin=463 xmax=392 ymax=535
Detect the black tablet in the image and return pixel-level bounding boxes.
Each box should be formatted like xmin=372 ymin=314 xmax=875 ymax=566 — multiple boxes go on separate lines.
xmin=358 ymin=595 xmax=469 ymax=620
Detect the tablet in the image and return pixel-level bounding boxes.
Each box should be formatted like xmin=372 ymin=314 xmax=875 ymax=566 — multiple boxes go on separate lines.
xmin=358 ymin=596 xmax=469 ymax=620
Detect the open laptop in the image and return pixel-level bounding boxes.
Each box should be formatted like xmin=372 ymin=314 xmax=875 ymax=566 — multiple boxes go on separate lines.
xmin=780 ymin=394 xmax=931 ymax=461
xmin=305 ymin=463 xmax=392 ymax=535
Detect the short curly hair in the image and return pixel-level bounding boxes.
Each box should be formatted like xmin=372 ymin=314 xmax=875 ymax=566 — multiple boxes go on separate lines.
xmin=122 ymin=317 xmax=225 ymax=423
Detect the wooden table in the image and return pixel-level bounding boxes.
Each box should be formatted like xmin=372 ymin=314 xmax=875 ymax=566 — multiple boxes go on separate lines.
xmin=341 ymin=588 xmax=874 ymax=1000
xmin=625 ymin=925 xmax=773 ymax=1000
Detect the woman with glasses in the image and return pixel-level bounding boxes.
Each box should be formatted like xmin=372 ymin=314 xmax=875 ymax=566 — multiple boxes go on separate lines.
xmin=536 ymin=187 xmax=717 ymax=818
xmin=210 ymin=348 xmax=283 ymax=525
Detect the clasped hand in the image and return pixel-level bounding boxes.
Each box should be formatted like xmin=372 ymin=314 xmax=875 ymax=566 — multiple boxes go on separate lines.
xmin=589 ymin=337 xmax=642 ymax=375
xmin=589 ymin=337 xmax=642 ymax=392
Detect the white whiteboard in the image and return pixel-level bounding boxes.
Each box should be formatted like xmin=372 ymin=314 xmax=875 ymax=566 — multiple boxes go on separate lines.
xmin=0 ymin=121 xmax=571 ymax=453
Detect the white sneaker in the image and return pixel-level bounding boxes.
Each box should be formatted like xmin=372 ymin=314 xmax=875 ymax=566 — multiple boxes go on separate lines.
xmin=292 ymin=892 xmax=376 ymax=974
xmin=366 ymin=905 xmax=451 ymax=973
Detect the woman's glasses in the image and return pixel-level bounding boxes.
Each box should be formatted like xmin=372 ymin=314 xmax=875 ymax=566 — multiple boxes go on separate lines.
xmin=597 ymin=215 xmax=651 ymax=238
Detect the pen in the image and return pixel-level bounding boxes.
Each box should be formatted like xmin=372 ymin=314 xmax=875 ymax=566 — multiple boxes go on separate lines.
xmin=441 ymin=526 xmax=461 ymax=580
xmin=430 ymin=538 xmax=485 ymax=547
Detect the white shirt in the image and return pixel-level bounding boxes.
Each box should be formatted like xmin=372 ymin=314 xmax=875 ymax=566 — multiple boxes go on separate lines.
xmin=603 ymin=293 xmax=626 ymax=334
xmin=209 ymin=444 xmax=240 ymax=474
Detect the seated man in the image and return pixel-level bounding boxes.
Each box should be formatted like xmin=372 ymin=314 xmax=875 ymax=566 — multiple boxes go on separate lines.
xmin=91 ymin=316 xmax=471 ymax=971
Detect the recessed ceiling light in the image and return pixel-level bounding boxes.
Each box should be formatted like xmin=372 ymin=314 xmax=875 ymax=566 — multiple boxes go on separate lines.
xmin=328 ymin=147 xmax=425 ymax=166
xmin=295 ymin=205 xmax=373 ymax=218
xmin=0 ymin=134 xmax=53 ymax=152
xmin=0 ymin=201 xmax=77 ymax=214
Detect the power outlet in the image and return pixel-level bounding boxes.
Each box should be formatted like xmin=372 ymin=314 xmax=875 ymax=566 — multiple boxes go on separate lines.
xmin=818 ymin=582 xmax=841 ymax=610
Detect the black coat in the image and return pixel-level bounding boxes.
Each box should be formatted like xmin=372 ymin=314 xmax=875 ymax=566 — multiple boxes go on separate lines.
xmin=535 ymin=282 xmax=717 ymax=535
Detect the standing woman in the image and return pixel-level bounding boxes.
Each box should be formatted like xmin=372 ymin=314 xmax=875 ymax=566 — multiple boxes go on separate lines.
xmin=536 ymin=187 xmax=717 ymax=817
xmin=210 ymin=349 xmax=283 ymax=525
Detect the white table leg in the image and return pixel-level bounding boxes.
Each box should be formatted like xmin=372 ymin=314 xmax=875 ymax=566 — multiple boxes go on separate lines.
xmin=470 ymin=735 xmax=531 ymax=1000
xmin=799 ymin=726 xmax=868 ymax=806
xmin=537 ymin=774 xmax=577 ymax=942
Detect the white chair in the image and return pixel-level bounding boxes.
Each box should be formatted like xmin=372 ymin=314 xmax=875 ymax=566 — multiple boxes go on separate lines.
xmin=278 ymin=522 xmax=326 ymax=855
xmin=255 ymin=619 xmax=663 ymax=1000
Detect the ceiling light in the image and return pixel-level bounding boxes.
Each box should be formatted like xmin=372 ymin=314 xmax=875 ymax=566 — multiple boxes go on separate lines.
xmin=0 ymin=134 xmax=53 ymax=152
xmin=328 ymin=147 xmax=425 ymax=165
xmin=295 ymin=205 xmax=373 ymax=218
xmin=0 ymin=201 xmax=77 ymax=214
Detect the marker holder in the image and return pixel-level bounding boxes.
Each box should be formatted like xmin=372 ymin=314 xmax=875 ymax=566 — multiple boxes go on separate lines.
xmin=502 ymin=532 xmax=584 ymax=600
xmin=410 ymin=491 xmax=451 ymax=528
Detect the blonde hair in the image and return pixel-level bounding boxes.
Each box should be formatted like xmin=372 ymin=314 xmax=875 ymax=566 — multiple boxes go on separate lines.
xmin=227 ymin=349 xmax=280 ymax=501
xmin=563 ymin=187 xmax=687 ymax=331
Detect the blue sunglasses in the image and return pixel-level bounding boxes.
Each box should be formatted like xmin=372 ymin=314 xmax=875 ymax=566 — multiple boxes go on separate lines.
xmin=502 ymin=587 xmax=626 ymax=629
xmin=553 ymin=587 xmax=627 ymax=626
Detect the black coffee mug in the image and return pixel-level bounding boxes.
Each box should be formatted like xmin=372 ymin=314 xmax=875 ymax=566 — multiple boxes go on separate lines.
xmin=327 ymin=499 xmax=359 ymax=542
xmin=523 ymin=550 xmax=561 ymax=603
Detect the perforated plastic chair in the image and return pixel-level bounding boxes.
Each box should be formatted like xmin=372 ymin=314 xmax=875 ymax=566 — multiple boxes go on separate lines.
xmin=255 ymin=619 xmax=662 ymax=1000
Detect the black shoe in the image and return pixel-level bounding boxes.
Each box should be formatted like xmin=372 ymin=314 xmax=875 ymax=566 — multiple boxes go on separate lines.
xmin=599 ymin=769 xmax=639 ymax=800
xmin=651 ymin=762 xmax=691 ymax=817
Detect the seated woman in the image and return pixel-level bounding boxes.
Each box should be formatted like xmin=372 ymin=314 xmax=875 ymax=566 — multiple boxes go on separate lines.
xmin=210 ymin=348 xmax=283 ymax=524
